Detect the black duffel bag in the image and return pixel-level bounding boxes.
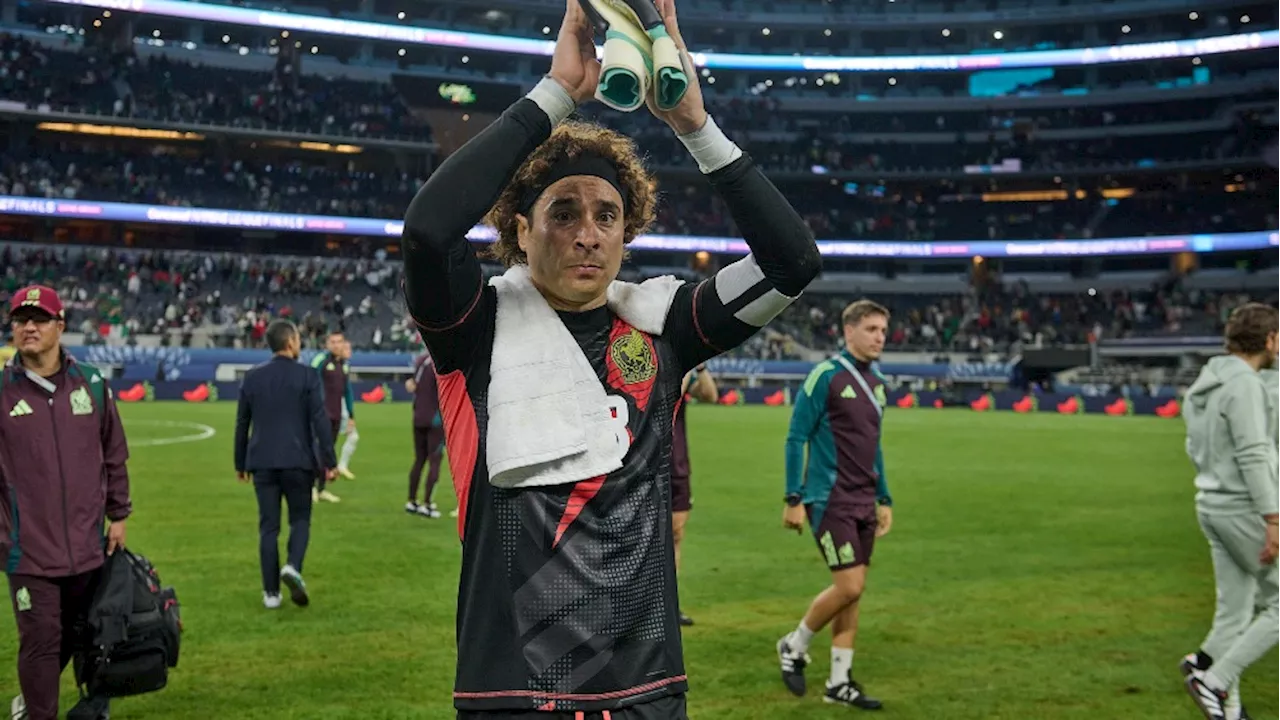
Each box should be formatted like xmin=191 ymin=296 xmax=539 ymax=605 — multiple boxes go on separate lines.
xmin=75 ymin=547 xmax=183 ymax=699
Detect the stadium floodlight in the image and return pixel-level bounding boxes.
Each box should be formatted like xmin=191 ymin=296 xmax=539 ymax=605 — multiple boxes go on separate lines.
xmin=36 ymin=0 xmax=1280 ymax=72
xmin=0 ymin=195 xmax=1272 ymax=259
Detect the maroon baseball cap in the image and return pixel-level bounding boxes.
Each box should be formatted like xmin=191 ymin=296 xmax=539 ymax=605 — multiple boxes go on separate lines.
xmin=9 ymin=285 xmax=65 ymax=320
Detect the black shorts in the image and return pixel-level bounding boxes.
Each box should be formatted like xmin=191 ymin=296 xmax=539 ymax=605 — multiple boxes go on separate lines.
xmin=330 ymin=417 xmax=343 ymax=443
xmin=457 ymin=694 xmax=687 ymax=720
xmin=670 ymin=474 xmax=692 ymax=513
xmin=806 ymin=504 xmax=877 ymax=571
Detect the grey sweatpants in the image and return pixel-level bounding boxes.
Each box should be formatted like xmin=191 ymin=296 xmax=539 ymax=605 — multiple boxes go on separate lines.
xmin=1197 ymin=511 xmax=1279 ymax=689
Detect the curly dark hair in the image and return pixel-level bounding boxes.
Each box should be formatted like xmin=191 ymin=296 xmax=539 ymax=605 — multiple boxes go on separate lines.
xmin=484 ymin=120 xmax=657 ymax=268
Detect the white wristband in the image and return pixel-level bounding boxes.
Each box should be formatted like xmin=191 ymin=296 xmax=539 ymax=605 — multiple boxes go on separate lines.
xmin=676 ymin=115 xmax=743 ymax=174
xmin=526 ymin=76 xmax=577 ymax=127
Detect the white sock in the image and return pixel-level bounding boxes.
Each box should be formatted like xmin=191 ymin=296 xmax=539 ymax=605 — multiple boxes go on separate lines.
xmin=788 ymin=621 xmax=816 ymax=654
xmin=830 ymin=648 xmax=853 ymax=686
xmin=338 ymin=429 xmax=359 ymax=468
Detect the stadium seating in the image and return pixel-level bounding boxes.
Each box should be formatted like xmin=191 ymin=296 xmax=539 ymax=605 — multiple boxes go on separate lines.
xmin=2 ymin=242 xmax=1273 ymax=362
xmin=0 ymin=0 xmax=1275 ymax=361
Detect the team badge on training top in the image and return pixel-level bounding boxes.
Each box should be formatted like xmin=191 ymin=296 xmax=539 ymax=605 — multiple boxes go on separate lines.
xmin=70 ymin=386 xmax=93 ymax=416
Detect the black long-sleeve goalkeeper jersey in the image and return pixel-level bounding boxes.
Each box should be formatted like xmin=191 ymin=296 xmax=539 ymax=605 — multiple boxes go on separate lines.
xmin=401 ymin=96 xmax=820 ymax=714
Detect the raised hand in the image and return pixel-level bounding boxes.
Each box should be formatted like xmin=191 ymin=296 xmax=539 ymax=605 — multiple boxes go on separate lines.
xmin=645 ymin=0 xmax=708 ymax=135
xmin=549 ymin=0 xmax=602 ymax=104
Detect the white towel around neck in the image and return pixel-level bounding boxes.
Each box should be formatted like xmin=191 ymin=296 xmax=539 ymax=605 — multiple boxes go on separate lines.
xmin=486 ymin=264 xmax=684 ymax=489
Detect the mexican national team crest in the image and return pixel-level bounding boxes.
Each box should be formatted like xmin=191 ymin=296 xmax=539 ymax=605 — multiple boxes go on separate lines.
xmin=15 ymin=587 xmax=31 ymax=612
xmin=25 ymin=288 xmax=40 ymax=303
xmin=610 ymin=327 xmax=656 ymax=385
xmin=606 ymin=321 xmax=657 ymax=410
xmin=69 ymin=386 xmax=93 ymax=415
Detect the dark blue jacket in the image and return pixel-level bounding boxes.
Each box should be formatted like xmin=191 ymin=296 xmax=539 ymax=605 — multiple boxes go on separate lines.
xmin=235 ymin=355 xmax=335 ymax=473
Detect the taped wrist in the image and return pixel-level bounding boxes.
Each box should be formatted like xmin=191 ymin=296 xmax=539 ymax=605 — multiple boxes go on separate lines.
xmin=677 ymin=114 xmax=743 ymax=174
xmin=526 ymin=76 xmax=577 ymax=127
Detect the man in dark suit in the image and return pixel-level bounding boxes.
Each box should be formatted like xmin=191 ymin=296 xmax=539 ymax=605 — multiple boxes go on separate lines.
xmin=234 ymin=319 xmax=336 ymax=610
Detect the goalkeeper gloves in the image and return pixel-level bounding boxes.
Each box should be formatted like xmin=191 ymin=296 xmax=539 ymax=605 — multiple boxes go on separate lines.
xmin=578 ymin=0 xmax=689 ymax=113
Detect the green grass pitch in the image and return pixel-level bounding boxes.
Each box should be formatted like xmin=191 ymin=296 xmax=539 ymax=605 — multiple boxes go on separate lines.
xmin=1 ymin=403 xmax=1275 ymax=719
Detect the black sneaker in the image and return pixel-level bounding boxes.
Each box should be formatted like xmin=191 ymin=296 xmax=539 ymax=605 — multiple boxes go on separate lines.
xmin=776 ymin=636 xmax=810 ymax=697
xmin=824 ymin=678 xmax=883 ymax=710
xmin=1184 ymin=671 xmax=1227 ymax=720
xmin=66 ymin=694 xmax=110 ymax=720
xmin=678 ymin=611 xmax=694 ymax=627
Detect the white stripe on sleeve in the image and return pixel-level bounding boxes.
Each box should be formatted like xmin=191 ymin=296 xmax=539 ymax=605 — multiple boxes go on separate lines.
xmin=735 ymin=288 xmax=796 ymax=327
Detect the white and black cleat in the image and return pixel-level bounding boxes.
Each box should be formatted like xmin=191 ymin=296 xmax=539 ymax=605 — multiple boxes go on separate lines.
xmin=824 ymin=678 xmax=883 ymax=710
xmin=1184 ymin=670 xmax=1228 ymax=720
xmin=776 ymin=636 xmax=811 ymax=697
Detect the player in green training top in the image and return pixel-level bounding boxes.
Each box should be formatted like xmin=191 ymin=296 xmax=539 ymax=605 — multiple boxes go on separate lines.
xmin=776 ymin=299 xmax=893 ymax=710
xmin=310 ymin=332 xmax=355 ymax=503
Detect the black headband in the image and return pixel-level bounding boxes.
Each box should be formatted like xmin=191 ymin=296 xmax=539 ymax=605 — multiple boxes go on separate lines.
xmin=517 ymin=152 xmax=629 ymax=216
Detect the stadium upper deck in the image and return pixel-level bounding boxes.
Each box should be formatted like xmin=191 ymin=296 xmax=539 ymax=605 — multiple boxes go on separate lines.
xmin=0 ymin=0 xmax=1274 ymax=267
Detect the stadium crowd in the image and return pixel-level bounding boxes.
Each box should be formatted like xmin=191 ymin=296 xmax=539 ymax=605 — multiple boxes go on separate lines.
xmin=2 ymin=143 xmax=1273 ymax=243
xmin=2 ymin=33 xmax=1272 ymax=173
xmin=1 ymin=244 xmax=1273 ymax=359
xmin=776 ymin=282 xmax=1278 ymax=358
xmin=0 ymin=244 xmax=415 ymax=352
xmin=0 ymin=33 xmax=430 ymax=141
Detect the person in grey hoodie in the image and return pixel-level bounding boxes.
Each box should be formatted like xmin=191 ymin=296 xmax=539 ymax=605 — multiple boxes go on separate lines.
xmin=1179 ymin=302 xmax=1278 ymax=720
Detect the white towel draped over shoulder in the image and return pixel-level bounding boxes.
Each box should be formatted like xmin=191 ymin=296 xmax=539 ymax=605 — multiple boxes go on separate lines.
xmin=486 ymin=264 xmax=684 ymax=489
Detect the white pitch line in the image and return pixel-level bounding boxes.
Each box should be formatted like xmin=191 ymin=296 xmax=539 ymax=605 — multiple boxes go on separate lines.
xmin=126 ymin=419 xmax=218 ymax=448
